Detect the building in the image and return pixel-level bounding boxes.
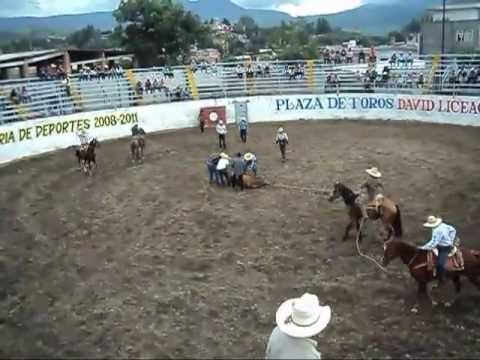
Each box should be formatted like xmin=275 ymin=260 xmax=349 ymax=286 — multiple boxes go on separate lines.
xmin=421 ymin=0 xmax=480 ymax=54
xmin=190 ymin=48 xmax=222 ymax=63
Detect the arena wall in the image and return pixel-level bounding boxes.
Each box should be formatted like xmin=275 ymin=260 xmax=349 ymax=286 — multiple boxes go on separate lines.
xmin=1 ymin=93 xmax=480 ymax=165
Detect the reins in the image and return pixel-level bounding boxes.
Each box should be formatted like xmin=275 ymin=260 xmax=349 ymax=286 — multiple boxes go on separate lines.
xmin=355 ymin=218 xmax=392 ymax=274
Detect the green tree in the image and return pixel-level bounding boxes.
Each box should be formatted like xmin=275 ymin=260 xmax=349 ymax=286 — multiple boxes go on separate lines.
xmin=113 ymin=0 xmax=211 ymax=66
xmin=315 ymin=18 xmax=332 ymax=34
xmin=67 ymin=25 xmax=106 ymax=49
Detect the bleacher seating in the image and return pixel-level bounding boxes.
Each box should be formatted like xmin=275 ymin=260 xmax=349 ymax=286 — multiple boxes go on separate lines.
xmin=0 ymin=54 xmax=479 ymax=124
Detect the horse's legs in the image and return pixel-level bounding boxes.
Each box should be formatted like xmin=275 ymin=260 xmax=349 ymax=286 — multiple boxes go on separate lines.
xmin=413 ymin=281 xmax=430 ymax=312
xmin=343 ymin=221 xmax=353 ymax=242
xmin=445 ymin=275 xmax=462 ymax=307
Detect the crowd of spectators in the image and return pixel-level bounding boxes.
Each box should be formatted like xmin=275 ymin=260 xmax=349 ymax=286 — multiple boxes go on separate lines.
xmin=77 ymin=64 xmax=124 ymax=81
xmin=322 ymin=47 xmax=377 ymax=65
xmin=388 ymin=52 xmax=415 ymax=68
xmin=191 ymin=60 xmax=219 ymax=76
xmin=38 ymin=64 xmax=66 ymax=81
xmin=445 ymin=66 xmax=480 ymax=86
xmin=234 ymin=62 xmax=272 ymax=79
xmin=9 ymin=86 xmax=32 ymax=105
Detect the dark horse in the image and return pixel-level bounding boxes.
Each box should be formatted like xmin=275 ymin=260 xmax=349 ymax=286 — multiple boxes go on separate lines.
xmin=75 ymin=138 xmax=99 ymax=176
xmin=383 ymin=240 xmax=480 ymax=309
xmin=328 ymin=182 xmax=364 ymax=242
xmin=130 ymin=135 xmax=145 ymax=164
xmin=328 ymin=182 xmax=403 ymax=242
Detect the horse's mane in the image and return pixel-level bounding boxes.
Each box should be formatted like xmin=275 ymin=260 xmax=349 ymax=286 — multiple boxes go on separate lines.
xmin=339 ymin=182 xmax=359 ymax=202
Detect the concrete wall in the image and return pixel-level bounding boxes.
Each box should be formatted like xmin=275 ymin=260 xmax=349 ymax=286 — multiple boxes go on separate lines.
xmin=421 ymin=20 xmax=480 ymax=54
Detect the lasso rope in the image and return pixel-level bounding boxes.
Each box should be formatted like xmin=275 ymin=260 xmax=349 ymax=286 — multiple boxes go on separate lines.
xmin=355 ymin=218 xmax=392 ymax=274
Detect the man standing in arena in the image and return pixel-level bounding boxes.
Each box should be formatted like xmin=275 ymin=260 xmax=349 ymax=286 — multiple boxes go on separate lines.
xmin=239 ymin=117 xmax=248 ymax=143
xmin=216 ymin=120 xmax=227 ymax=150
xmin=275 ymin=127 xmax=289 ymax=162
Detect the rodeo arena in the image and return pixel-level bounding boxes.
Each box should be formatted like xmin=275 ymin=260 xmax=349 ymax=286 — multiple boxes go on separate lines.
xmin=2 ymin=34 xmax=480 ymax=358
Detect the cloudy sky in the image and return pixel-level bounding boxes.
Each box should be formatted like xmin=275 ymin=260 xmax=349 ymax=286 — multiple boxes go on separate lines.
xmin=0 ymin=0 xmax=394 ymax=17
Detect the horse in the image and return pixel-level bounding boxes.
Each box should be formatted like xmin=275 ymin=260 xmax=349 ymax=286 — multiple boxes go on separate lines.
xmin=367 ymin=194 xmax=403 ymax=241
xmin=75 ymin=138 xmax=99 ymax=176
xmin=242 ymin=171 xmax=268 ymax=189
xmin=328 ymin=182 xmax=363 ymax=242
xmin=382 ymin=240 xmax=480 ymax=309
xmin=130 ymin=135 xmax=145 ymax=164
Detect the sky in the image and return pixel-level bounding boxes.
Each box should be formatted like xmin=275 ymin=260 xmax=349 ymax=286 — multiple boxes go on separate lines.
xmin=0 ymin=0 xmax=395 ymax=17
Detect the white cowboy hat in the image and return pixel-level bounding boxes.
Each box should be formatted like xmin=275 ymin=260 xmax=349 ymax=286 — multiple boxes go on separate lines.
xmin=365 ymin=167 xmax=382 ymax=179
xmin=276 ymin=293 xmax=332 ymax=339
xmin=423 ymin=215 xmax=443 ymax=228
xmin=278 ymin=127 xmax=284 ymax=133
xmin=220 ymin=152 xmax=229 ymax=159
xmin=244 ymin=153 xmax=254 ymax=161
xmin=219 ymin=120 xmax=224 ymax=125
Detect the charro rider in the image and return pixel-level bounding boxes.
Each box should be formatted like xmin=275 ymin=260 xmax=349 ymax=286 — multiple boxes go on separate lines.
xmin=357 ymin=167 xmax=384 ymax=220
xmin=419 ymin=215 xmax=458 ymax=288
xmin=77 ymin=129 xmax=91 ymax=151
xmin=131 ymin=124 xmax=146 ymax=138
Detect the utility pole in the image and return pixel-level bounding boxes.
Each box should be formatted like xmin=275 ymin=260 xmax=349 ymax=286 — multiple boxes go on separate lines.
xmin=441 ymin=0 xmax=446 ymax=54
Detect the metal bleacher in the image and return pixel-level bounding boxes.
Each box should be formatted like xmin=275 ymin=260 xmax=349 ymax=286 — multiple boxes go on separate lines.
xmin=0 ymin=54 xmax=479 ymax=124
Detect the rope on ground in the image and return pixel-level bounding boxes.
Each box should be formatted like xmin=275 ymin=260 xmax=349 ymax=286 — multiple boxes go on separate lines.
xmin=355 ymin=218 xmax=392 ymax=274
xmin=269 ymin=182 xmax=330 ymax=195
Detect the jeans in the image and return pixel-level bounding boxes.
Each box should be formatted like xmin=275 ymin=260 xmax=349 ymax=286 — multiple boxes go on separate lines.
xmin=436 ymin=245 xmax=452 ymax=281
xmin=240 ymin=129 xmax=247 ymax=143
xmin=207 ymin=164 xmax=219 ymax=184
xmin=279 ymin=144 xmax=287 ymax=160
xmin=218 ymin=169 xmax=230 ymax=186
xmin=218 ymin=134 xmax=226 ymax=149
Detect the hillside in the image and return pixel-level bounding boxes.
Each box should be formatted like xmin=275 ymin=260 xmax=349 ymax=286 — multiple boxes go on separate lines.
xmin=0 ymin=0 xmax=438 ymax=34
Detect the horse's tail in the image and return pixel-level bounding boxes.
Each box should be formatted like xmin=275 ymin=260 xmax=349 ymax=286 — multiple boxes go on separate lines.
xmin=393 ymin=205 xmax=403 ymax=238
xmin=75 ymin=149 xmax=80 ymax=159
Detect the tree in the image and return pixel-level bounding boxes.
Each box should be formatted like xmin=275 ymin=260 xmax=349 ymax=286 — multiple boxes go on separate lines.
xmin=234 ymin=16 xmax=259 ymax=38
xmin=67 ymin=25 xmax=106 ymax=49
xmin=113 ymin=0 xmax=211 ymax=66
xmin=222 ymin=18 xmax=231 ymax=26
xmin=315 ymin=18 xmax=331 ymax=34
xmin=402 ymin=18 xmax=421 ymax=34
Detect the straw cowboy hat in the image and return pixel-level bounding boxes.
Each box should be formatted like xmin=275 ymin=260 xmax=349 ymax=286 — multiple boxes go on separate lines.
xmin=276 ymin=293 xmax=332 ymax=339
xmin=244 ymin=152 xmax=254 ymax=161
xmin=278 ymin=127 xmax=285 ymax=133
xmin=365 ymin=167 xmax=382 ymax=179
xmin=424 ymin=215 xmax=443 ymax=228
xmin=220 ymin=152 xmax=229 ymax=159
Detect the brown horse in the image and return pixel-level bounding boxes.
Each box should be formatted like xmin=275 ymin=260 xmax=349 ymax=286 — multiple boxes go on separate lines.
xmin=367 ymin=194 xmax=403 ymax=241
xmin=328 ymin=182 xmax=364 ymax=242
xmin=382 ymin=240 xmax=480 ymax=308
xmin=242 ymin=171 xmax=268 ymax=189
xmin=75 ymin=138 xmax=99 ymax=176
xmin=130 ymin=135 xmax=145 ymax=164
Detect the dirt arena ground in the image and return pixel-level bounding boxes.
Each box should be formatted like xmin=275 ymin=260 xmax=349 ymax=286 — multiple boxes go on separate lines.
xmin=1 ymin=120 xmax=480 ymax=358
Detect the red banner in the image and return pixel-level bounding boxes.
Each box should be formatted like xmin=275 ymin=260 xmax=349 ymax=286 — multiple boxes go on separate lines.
xmin=198 ymin=106 xmax=226 ymax=128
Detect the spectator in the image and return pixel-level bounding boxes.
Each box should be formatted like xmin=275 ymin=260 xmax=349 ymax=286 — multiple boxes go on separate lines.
xmin=216 ymin=120 xmax=227 ymax=150
xmin=19 ymin=86 xmax=31 ymax=103
xmin=136 ymin=81 xmax=144 ymax=96
xmin=235 ymin=64 xmax=244 ymax=79
xmin=389 ymin=53 xmax=397 ymax=67
xmin=358 ymin=49 xmax=366 ymax=64
xmin=398 ymin=53 xmax=406 ymax=67
xmin=145 ymin=79 xmax=152 ymax=94
xmin=346 ymin=48 xmax=354 ymax=64
xmin=406 ymin=52 xmax=414 ymax=67
xmin=265 ymin=293 xmax=332 ymax=360
xmin=340 ymin=47 xmax=347 ymax=63
xmin=368 ymin=46 xmax=377 ymax=63
xmin=9 ymin=88 xmax=20 ymax=104
xmin=323 ymin=49 xmax=330 ymax=64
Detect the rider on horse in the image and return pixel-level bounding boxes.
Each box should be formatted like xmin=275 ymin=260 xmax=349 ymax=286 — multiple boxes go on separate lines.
xmin=78 ymin=129 xmax=91 ymax=152
xmin=419 ymin=215 xmax=457 ymax=287
xmin=131 ymin=124 xmax=146 ymax=138
xmin=357 ymin=167 xmax=384 ymax=219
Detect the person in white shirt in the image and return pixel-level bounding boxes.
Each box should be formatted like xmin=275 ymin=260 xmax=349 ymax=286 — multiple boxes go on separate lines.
xmin=419 ymin=216 xmax=458 ymax=287
xmin=216 ymin=152 xmax=231 ymax=186
xmin=275 ymin=127 xmax=289 ymax=161
xmin=265 ymin=293 xmax=332 ymax=360
xmin=216 ymin=120 xmax=227 ymax=150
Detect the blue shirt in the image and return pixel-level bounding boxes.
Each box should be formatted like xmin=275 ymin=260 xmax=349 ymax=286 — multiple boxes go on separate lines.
xmin=239 ymin=120 xmax=248 ymax=130
xmin=420 ymin=223 xmax=456 ymax=250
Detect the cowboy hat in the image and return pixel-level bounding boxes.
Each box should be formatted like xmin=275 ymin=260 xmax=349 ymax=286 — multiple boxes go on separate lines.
xmin=220 ymin=152 xmax=229 ymax=159
xmin=219 ymin=120 xmax=224 ymax=125
xmin=276 ymin=293 xmax=331 ymax=339
xmin=244 ymin=153 xmax=254 ymax=161
xmin=278 ymin=127 xmax=284 ymax=133
xmin=365 ymin=167 xmax=382 ymax=178
xmin=424 ymin=215 xmax=442 ymax=228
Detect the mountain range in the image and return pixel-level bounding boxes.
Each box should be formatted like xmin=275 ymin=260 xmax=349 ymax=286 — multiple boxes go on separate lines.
xmin=0 ymin=0 xmax=439 ymax=35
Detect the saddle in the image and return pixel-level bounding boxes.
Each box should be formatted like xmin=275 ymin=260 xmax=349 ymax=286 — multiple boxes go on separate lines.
xmin=426 ymin=246 xmax=465 ymax=275
xmin=366 ymin=195 xmax=384 ymax=220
